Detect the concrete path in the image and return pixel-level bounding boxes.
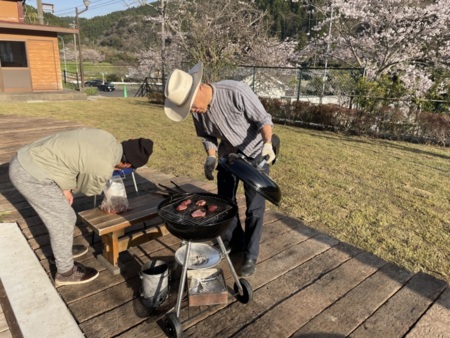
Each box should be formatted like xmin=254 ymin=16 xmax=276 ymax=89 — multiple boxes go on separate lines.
xmin=0 ymin=222 xmax=84 ymax=338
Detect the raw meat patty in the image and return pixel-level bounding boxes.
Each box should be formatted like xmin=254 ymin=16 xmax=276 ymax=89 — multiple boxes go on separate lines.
xmin=196 ymin=199 xmax=206 ymax=206
xmin=191 ymin=208 xmax=206 ymax=218
xmin=207 ymin=204 xmax=218 ymax=212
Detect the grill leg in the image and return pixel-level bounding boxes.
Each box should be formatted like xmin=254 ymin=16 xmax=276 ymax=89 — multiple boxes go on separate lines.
xmin=216 ymin=236 xmax=243 ymax=295
xmin=176 ymin=241 xmax=191 ymax=317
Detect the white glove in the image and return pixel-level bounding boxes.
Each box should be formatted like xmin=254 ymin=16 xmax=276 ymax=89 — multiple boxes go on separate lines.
xmin=262 ymin=142 xmax=276 ymax=164
xmin=204 ymin=156 xmax=217 ymax=180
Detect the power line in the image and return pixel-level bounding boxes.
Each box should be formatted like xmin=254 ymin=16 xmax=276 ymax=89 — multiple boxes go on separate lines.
xmin=26 ymin=0 xmax=130 ymax=17
xmin=56 ymin=0 xmax=128 ymax=17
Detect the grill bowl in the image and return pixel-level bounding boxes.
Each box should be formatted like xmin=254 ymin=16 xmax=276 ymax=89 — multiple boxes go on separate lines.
xmin=157 ymin=193 xmax=238 ymax=241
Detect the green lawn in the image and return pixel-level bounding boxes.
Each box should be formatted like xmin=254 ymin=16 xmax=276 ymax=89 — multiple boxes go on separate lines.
xmin=62 ymin=61 xmax=129 ymax=80
xmin=1 ymin=97 xmax=450 ymax=283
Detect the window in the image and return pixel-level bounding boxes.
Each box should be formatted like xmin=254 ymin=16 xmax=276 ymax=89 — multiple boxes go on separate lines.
xmin=0 ymin=41 xmax=28 ymax=67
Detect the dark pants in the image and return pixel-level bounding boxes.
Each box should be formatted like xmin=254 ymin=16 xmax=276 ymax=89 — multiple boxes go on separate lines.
xmin=217 ymin=159 xmax=268 ymax=261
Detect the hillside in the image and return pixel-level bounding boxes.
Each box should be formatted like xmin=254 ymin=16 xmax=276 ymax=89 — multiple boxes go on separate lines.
xmin=31 ymin=0 xmax=307 ymax=54
xmin=28 ymin=4 xmax=160 ymax=52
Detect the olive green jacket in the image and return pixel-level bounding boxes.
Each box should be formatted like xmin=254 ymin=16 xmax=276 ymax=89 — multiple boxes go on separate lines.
xmin=17 ymin=128 xmax=122 ymax=196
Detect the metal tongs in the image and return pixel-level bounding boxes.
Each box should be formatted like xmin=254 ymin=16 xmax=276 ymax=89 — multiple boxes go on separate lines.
xmin=157 ymin=180 xmax=187 ymax=195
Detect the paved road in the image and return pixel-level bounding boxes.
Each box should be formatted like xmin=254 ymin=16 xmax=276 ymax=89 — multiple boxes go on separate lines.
xmin=97 ymin=85 xmax=140 ymax=98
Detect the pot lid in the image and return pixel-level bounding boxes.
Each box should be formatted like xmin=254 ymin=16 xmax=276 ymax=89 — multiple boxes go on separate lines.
xmin=218 ymin=154 xmax=282 ymax=206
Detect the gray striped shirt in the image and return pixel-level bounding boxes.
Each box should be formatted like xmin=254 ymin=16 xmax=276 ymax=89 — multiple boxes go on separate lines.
xmin=192 ymin=80 xmax=273 ymax=159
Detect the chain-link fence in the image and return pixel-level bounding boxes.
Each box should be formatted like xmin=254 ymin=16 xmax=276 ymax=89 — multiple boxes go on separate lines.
xmin=129 ymin=64 xmax=364 ymax=104
xmin=76 ymin=63 xmax=450 ymax=144
xmin=221 ymin=65 xmax=364 ymax=107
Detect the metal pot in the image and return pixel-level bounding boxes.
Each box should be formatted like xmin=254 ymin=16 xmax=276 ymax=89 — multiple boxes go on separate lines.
xmin=157 ymin=192 xmax=238 ymax=241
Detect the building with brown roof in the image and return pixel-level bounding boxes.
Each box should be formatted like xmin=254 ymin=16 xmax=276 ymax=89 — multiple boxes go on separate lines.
xmin=0 ymin=0 xmax=77 ymax=93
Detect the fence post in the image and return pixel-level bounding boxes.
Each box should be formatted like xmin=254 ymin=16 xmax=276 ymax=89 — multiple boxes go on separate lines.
xmin=76 ymin=72 xmax=80 ymax=90
xmin=296 ymin=68 xmax=302 ymax=102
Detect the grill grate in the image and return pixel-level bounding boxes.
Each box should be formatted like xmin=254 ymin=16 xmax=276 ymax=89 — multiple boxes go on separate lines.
xmin=159 ymin=194 xmax=233 ymax=226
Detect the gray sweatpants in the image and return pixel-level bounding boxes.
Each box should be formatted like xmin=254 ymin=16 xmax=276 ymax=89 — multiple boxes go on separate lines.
xmin=9 ymin=156 xmax=75 ymax=273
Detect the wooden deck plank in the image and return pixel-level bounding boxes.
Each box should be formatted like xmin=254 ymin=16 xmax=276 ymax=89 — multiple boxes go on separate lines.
xmin=233 ymin=251 xmax=386 ymax=337
xmin=350 ymin=272 xmax=447 ymax=338
xmin=406 ymin=287 xmax=450 ymax=338
xmin=293 ymin=262 xmax=414 ymax=337
xmin=179 ymin=242 xmax=358 ymax=338
xmin=0 ymin=123 xmax=85 ymax=164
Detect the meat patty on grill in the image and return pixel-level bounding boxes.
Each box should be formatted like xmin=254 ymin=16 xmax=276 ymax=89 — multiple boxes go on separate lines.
xmin=191 ymin=208 xmax=206 ymax=218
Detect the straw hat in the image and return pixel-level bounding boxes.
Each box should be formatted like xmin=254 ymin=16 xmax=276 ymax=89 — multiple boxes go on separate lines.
xmin=164 ymin=62 xmax=203 ymax=122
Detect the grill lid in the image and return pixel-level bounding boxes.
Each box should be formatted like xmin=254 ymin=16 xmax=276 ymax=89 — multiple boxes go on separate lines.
xmin=218 ymin=154 xmax=282 ymax=206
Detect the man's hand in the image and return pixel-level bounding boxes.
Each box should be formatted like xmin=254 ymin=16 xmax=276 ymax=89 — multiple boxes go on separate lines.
xmin=262 ymin=142 xmax=276 ymax=164
xmin=204 ymin=156 xmax=217 ymax=180
xmin=63 ymin=190 xmax=74 ymax=205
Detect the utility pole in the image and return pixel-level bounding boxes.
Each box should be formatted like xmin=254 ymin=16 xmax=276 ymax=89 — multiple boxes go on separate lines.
xmin=75 ymin=1 xmax=90 ymax=90
xmin=160 ymin=0 xmax=166 ymax=91
xmin=58 ymin=36 xmax=67 ymax=83
xmin=36 ymin=0 xmax=44 ymax=24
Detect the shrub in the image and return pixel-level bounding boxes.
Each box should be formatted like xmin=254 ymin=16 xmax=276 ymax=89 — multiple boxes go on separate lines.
xmin=84 ymin=87 xmax=99 ymax=96
xmin=147 ymin=91 xmax=164 ymax=105
xmin=290 ymin=100 xmax=311 ymax=122
xmin=416 ymin=112 xmax=450 ymax=145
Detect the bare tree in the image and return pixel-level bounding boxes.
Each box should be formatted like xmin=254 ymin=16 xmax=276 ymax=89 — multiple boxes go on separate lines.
xmin=129 ymin=0 xmax=296 ymax=82
xmin=163 ymin=0 xmax=271 ymax=82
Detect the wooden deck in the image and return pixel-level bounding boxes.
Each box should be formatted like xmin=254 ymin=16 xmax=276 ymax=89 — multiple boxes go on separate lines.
xmin=1 ymin=114 xmax=449 ymax=337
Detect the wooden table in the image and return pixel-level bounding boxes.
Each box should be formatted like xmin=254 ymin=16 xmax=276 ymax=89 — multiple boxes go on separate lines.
xmin=78 ymin=193 xmax=169 ymax=274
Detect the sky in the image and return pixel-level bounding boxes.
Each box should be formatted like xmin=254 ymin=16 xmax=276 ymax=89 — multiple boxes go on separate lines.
xmin=26 ymin=0 xmax=139 ymax=19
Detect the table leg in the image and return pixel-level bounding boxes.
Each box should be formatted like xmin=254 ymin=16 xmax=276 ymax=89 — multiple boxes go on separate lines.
xmin=99 ymin=230 xmax=124 ymax=275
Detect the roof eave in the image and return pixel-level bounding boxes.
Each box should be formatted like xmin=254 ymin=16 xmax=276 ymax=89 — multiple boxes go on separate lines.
xmin=0 ymin=21 xmax=78 ymax=34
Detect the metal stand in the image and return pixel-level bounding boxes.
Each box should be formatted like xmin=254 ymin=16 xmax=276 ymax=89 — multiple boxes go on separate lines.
xmin=163 ymin=237 xmax=252 ymax=338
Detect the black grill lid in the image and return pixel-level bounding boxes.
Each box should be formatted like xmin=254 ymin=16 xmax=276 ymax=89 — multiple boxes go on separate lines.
xmin=218 ymin=154 xmax=282 ymax=206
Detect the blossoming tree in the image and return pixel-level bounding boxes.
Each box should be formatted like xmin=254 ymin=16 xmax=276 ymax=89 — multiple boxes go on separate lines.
xmin=302 ymin=0 xmax=450 ymax=99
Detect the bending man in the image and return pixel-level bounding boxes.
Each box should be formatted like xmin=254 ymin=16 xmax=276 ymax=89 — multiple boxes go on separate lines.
xmin=9 ymin=128 xmax=153 ymax=286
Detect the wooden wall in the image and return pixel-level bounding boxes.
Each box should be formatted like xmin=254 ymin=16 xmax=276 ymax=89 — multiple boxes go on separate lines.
xmin=0 ymin=32 xmax=62 ymax=92
xmin=27 ymin=38 xmax=62 ymax=91
xmin=0 ymin=1 xmax=20 ymax=23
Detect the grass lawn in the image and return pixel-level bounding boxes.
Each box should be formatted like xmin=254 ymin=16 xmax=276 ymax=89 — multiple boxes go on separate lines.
xmin=1 ymin=97 xmax=450 ymax=283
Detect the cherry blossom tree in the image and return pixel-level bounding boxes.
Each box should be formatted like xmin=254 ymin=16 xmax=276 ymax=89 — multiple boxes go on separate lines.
xmin=301 ymin=0 xmax=450 ymax=98
xmin=82 ymin=48 xmax=104 ymax=63
xmin=127 ymin=48 xmax=164 ymax=79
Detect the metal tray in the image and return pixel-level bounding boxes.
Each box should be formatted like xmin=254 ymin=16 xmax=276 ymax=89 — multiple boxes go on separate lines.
xmin=175 ymin=243 xmax=221 ymax=269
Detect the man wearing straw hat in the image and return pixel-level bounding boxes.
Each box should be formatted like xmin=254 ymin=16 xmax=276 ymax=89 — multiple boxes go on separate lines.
xmin=163 ymin=62 xmax=275 ymax=277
